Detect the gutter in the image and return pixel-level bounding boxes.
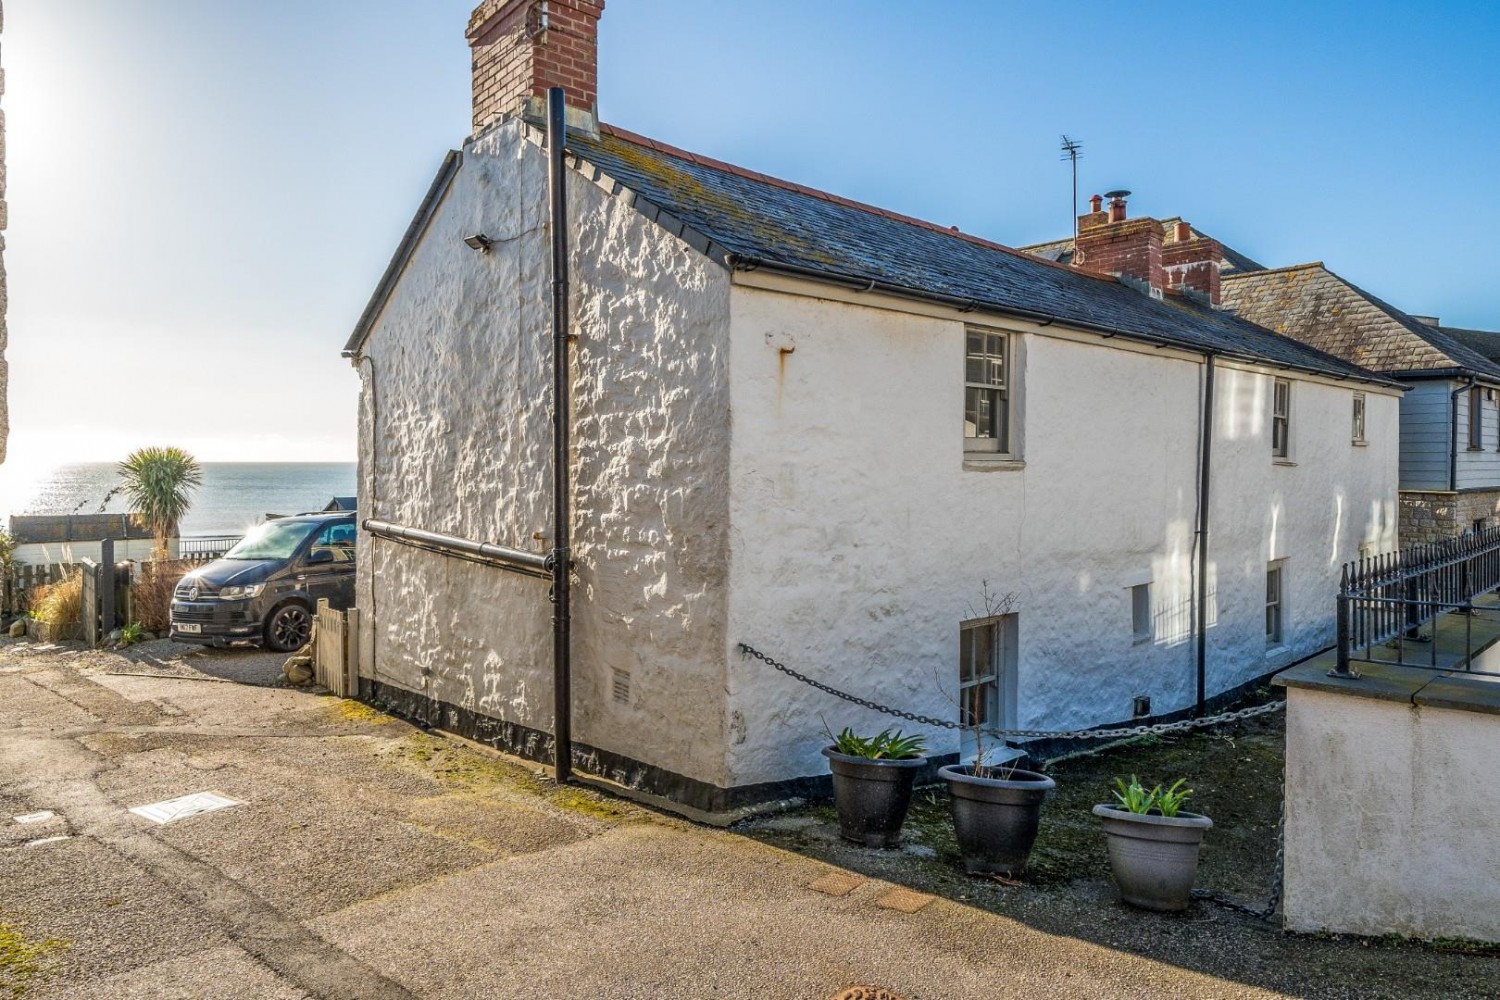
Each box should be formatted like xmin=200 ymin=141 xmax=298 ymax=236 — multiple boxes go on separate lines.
xmin=724 ymin=254 xmax=1404 ymax=391
xmin=1450 ymin=376 xmax=1479 ymax=492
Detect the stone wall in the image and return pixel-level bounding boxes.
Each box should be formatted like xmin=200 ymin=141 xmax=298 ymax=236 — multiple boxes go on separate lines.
xmin=1398 ymin=489 xmax=1500 ymax=543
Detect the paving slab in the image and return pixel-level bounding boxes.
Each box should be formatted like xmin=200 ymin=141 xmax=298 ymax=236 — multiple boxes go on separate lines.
xmin=311 ymin=822 xmax=1288 ymax=1000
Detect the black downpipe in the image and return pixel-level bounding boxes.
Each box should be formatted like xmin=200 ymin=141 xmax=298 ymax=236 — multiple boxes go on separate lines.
xmin=1195 ymin=354 xmax=1216 ymax=716
xmin=547 ymin=88 xmax=573 ymax=785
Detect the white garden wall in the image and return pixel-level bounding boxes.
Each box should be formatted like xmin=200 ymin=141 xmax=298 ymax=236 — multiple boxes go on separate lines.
xmin=1280 ymin=670 xmax=1500 ymax=943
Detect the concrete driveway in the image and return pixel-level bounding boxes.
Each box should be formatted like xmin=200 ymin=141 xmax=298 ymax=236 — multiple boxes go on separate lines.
xmin=0 ymin=638 xmax=1483 ymax=999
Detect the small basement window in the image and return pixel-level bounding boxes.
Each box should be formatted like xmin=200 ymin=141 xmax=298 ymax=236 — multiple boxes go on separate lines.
xmin=1266 ymin=562 xmax=1286 ymax=647
xmin=1130 ymin=584 xmax=1151 ymax=644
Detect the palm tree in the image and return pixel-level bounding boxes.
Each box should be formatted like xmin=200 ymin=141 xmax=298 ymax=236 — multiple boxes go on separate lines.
xmin=117 ymin=447 xmax=203 ymax=559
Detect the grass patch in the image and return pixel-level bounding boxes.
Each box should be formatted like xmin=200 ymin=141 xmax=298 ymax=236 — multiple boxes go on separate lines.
xmin=745 ymin=709 xmax=1286 ymax=900
xmin=0 ymin=917 xmax=68 ymax=999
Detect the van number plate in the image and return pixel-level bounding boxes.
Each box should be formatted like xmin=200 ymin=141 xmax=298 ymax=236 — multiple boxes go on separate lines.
xmin=176 ymin=623 xmax=202 ymax=635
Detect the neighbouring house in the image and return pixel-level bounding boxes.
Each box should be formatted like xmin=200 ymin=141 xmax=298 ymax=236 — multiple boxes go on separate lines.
xmin=8 ymin=513 xmax=158 ymax=565
xmin=343 ymin=0 xmax=1401 ymax=813
xmin=1026 ymin=211 xmax=1500 ymax=544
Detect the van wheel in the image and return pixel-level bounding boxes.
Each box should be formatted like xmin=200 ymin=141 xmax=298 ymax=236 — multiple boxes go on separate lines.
xmin=265 ymin=603 xmax=312 ymax=653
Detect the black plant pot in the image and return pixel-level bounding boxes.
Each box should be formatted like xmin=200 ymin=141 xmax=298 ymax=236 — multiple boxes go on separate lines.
xmin=939 ymin=764 xmax=1055 ymax=876
xmin=822 ymin=746 xmax=926 ymax=848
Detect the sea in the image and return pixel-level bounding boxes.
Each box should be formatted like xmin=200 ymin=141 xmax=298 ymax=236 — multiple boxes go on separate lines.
xmin=0 ymin=462 xmax=357 ymax=538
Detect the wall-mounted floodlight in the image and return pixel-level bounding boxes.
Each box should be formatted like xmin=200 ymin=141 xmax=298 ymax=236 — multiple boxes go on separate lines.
xmin=463 ymin=233 xmax=494 ymax=254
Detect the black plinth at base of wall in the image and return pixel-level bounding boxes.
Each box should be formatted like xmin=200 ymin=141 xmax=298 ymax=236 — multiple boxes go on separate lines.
xmin=361 ymin=656 xmax=1295 ymax=817
xmin=361 ymin=678 xmax=832 ymax=815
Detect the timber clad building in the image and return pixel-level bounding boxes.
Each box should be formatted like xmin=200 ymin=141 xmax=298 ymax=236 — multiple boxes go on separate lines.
xmin=345 ymin=0 xmax=1402 ymax=813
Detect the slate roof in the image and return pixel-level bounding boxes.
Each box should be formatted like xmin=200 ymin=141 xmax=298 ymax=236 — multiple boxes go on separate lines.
xmin=568 ymin=125 xmax=1393 ymax=386
xmin=1434 ymin=325 xmax=1500 ymax=366
xmin=1220 ymin=264 xmax=1500 ymax=381
xmin=1022 ymin=222 xmax=1266 ymax=276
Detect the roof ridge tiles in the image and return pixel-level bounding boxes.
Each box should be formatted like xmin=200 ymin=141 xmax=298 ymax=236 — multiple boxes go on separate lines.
xmin=597 ymin=123 xmax=1115 ymax=283
xmin=1221 ymin=261 xmax=1325 ymax=279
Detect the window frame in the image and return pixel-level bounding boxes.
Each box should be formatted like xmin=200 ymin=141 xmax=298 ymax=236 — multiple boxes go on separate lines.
xmin=1266 ymin=562 xmax=1286 ymax=648
xmin=963 ymin=327 xmax=1013 ymax=457
xmin=1130 ymin=583 xmax=1152 ymax=645
xmin=958 ymin=614 xmax=1018 ymax=760
xmin=1469 ymin=386 xmax=1484 ymax=451
xmin=1271 ymin=378 xmax=1292 ymax=459
xmin=1351 ymin=392 xmax=1366 ymax=446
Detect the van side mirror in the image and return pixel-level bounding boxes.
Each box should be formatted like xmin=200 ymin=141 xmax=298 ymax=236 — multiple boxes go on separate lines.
xmin=306 ymin=549 xmax=334 ymax=565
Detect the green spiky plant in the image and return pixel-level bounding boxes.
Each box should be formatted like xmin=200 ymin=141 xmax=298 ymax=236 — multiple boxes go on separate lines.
xmin=822 ymin=723 xmax=928 ymax=760
xmin=116 ymin=447 xmax=203 ymax=560
xmin=1111 ymin=775 xmax=1195 ymax=816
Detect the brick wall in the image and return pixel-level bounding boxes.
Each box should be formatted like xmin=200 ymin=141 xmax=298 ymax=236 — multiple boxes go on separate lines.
xmin=1162 ymin=237 xmax=1223 ymax=306
xmin=467 ymin=0 xmax=603 ymax=135
xmin=1075 ymin=216 xmax=1164 ymax=293
xmin=1399 ymin=489 xmax=1500 ymax=543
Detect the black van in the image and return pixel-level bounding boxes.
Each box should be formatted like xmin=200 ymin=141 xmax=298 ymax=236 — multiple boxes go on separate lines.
xmin=170 ymin=512 xmax=356 ymax=652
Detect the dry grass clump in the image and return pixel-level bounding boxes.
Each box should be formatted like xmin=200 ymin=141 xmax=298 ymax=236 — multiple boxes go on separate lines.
xmin=30 ymin=572 xmax=82 ymax=627
xmin=131 ymin=560 xmax=196 ymax=633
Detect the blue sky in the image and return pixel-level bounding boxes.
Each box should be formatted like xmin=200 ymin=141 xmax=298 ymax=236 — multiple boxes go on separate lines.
xmin=6 ymin=0 xmax=1500 ymax=471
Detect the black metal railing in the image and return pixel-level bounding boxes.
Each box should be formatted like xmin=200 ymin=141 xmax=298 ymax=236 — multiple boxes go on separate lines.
xmin=177 ymin=535 xmax=243 ymax=560
xmin=1336 ymin=526 xmax=1500 ymax=676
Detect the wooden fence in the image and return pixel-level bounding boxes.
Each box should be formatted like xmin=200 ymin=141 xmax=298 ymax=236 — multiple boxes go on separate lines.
xmin=313 ymin=599 xmax=357 ymax=698
xmin=4 ymin=562 xmax=79 ymax=614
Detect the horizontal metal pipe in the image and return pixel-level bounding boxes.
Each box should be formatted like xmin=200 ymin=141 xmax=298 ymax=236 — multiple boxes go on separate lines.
xmin=362 ymin=519 xmax=551 ymax=580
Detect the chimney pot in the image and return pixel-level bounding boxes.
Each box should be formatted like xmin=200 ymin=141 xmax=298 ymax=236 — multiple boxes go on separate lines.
xmin=1089 ymin=194 xmax=1103 ymax=213
xmin=1105 ymin=189 xmax=1131 ymax=224
xmin=1174 ymin=221 xmax=1192 ymax=243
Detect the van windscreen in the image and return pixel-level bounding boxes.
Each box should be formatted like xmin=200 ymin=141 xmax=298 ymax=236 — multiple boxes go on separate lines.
xmin=223 ymin=521 xmax=322 ymax=561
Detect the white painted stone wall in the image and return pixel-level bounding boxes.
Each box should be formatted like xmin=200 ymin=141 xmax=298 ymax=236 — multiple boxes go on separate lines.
xmin=352 ymin=125 xmax=1401 ymax=801
xmin=1284 ymin=685 xmax=1500 ymax=943
xmin=723 ymin=281 xmax=1400 ymax=787
xmin=353 ymin=120 xmax=733 ymax=788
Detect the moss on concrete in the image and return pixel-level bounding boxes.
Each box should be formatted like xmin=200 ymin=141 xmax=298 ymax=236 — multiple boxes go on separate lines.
xmin=390 ymin=733 xmax=634 ymax=822
xmin=0 ymin=918 xmax=67 ymax=999
xmin=329 ymin=699 xmax=392 ymax=725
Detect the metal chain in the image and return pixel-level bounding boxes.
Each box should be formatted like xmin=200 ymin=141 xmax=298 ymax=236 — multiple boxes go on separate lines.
xmin=738 ymin=643 xmax=1284 ymax=741
xmin=1194 ymin=769 xmax=1285 ymax=921
xmin=739 ymin=640 xmax=1287 ymax=922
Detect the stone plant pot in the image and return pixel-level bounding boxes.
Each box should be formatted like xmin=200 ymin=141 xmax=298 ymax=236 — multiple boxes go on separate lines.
xmin=939 ymin=764 xmax=1055 ymax=876
xmin=821 ymin=746 xmax=926 ymax=848
xmin=1093 ymin=804 xmax=1214 ymax=912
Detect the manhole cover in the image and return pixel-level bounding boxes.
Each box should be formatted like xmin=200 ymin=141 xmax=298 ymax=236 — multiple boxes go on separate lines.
xmin=807 ymin=871 xmax=866 ymax=897
xmin=874 ymin=887 xmax=933 ymax=913
xmin=828 ymin=988 xmax=907 ymax=1000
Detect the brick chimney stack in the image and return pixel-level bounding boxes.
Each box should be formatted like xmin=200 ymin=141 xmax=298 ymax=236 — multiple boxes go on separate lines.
xmin=1074 ymin=191 xmax=1165 ymax=298
xmin=467 ymin=0 xmax=604 ymax=136
xmin=1162 ymin=220 xmax=1225 ymax=307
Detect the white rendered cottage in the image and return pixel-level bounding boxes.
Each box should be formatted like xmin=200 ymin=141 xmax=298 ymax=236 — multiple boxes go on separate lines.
xmin=343 ymin=0 xmax=1402 ymax=813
